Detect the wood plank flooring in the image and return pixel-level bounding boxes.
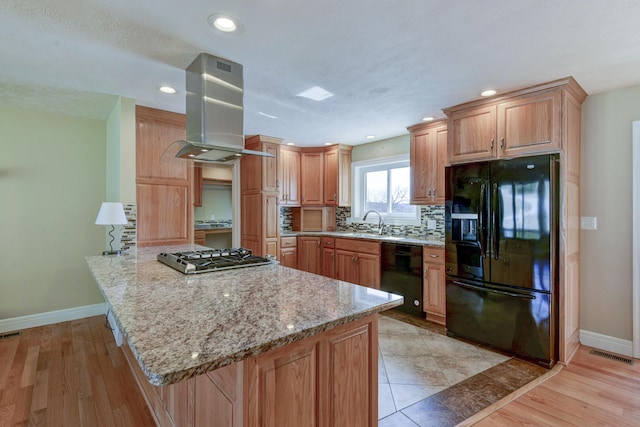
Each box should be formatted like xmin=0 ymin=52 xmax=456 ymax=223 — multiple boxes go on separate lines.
xmin=2 ymin=315 xmax=639 ymax=426
xmin=472 ymin=345 xmax=640 ymax=426
xmin=0 ymin=316 xmax=155 ymax=426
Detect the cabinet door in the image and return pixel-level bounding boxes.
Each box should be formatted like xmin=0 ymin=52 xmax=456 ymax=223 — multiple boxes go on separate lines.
xmin=357 ymin=253 xmax=380 ymax=289
xmin=282 ymin=149 xmax=301 ymax=206
xmin=497 ymin=90 xmax=562 ymax=157
xmin=337 ymin=149 xmax=352 ymax=207
xmin=434 ymin=126 xmax=448 ymax=205
xmin=409 ymin=128 xmax=434 ymax=204
xmin=161 ymin=379 xmax=194 ymax=427
xmin=322 ymin=248 xmax=335 ymax=278
xmin=324 ymin=149 xmax=338 ymax=205
xmin=281 ymin=247 xmax=298 ymax=269
xmin=298 ymin=237 xmax=322 ymax=274
xmin=245 ymin=340 xmax=320 ymax=426
xmin=195 ymin=366 xmax=242 ymax=427
xmin=335 ymin=250 xmax=359 ymax=284
xmin=424 ymin=262 xmax=446 ymax=323
xmin=448 ymin=105 xmax=496 ymax=164
xmin=263 ymin=142 xmax=280 ymax=193
xmin=300 ymin=152 xmax=324 ymax=205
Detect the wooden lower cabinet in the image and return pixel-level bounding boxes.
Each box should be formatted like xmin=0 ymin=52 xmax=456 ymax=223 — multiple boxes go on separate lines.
xmin=298 ymin=236 xmax=323 ymax=274
xmin=124 ymin=315 xmax=378 ymax=427
xmin=335 ymin=238 xmax=381 ymax=289
xmin=322 ymin=238 xmax=335 ymax=278
xmin=280 ymin=237 xmax=298 ymax=269
xmin=423 ymin=247 xmax=446 ymax=325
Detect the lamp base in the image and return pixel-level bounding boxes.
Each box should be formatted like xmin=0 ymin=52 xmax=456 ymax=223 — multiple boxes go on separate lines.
xmin=102 ymin=250 xmax=123 ymax=256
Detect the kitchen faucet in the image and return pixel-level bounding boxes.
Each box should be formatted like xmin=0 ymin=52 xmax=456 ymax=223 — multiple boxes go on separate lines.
xmin=362 ymin=210 xmax=385 ymax=235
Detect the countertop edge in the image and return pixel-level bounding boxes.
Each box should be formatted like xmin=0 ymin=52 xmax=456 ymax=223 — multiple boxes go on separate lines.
xmin=281 ymin=231 xmax=444 ymax=248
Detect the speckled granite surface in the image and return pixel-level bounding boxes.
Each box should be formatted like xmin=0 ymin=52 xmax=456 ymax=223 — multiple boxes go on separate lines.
xmin=86 ymin=245 xmax=403 ymax=386
xmin=280 ymin=231 xmax=444 ymax=248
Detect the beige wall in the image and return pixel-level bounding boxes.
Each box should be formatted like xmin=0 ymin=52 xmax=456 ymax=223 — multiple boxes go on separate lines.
xmin=0 ymin=106 xmax=107 ymax=318
xmin=581 ymin=84 xmax=640 ymax=340
xmin=106 ymin=97 xmax=136 ymax=204
xmin=352 ymin=134 xmax=410 ymax=162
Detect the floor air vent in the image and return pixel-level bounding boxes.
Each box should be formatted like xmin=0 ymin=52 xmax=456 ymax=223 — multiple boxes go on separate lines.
xmin=0 ymin=331 xmax=21 ymax=340
xmin=590 ymin=349 xmax=635 ymax=365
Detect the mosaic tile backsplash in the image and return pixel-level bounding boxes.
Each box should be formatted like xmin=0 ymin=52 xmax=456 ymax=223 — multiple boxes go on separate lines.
xmin=281 ymin=205 xmax=445 ymax=241
xmin=121 ymin=203 xmax=137 ymax=249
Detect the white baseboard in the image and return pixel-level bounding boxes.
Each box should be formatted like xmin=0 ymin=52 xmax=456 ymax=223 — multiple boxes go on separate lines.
xmin=0 ymin=303 xmax=107 ymax=334
xmin=580 ymin=329 xmax=634 ymax=357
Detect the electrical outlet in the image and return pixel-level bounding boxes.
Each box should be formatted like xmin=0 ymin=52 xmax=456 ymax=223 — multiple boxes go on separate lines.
xmin=427 ymin=220 xmax=436 ymax=230
xmin=580 ymin=216 xmax=597 ymax=230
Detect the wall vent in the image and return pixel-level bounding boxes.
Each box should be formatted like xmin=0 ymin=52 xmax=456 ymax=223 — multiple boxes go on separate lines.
xmin=0 ymin=331 xmax=21 ymax=340
xmin=590 ymin=349 xmax=635 ymax=365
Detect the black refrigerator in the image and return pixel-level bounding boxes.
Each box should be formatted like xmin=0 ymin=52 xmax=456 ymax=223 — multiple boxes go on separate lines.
xmin=445 ymin=154 xmax=559 ymax=367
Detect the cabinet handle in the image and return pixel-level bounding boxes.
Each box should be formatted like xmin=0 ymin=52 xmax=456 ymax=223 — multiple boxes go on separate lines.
xmin=429 ymin=254 xmax=439 ymax=258
xmin=433 ymin=189 xmax=436 ymax=198
xmin=500 ymin=137 xmax=505 ymax=150
xmin=317 ymin=240 xmax=320 ymax=248
xmin=490 ymin=138 xmax=494 ymax=149
xmin=427 ymin=188 xmax=431 ymax=197
xmin=276 ymin=179 xmax=280 ymax=188
xmin=333 ymin=193 xmax=337 ymax=201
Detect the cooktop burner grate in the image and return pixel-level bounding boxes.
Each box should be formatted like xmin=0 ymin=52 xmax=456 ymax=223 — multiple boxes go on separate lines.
xmin=157 ymin=248 xmax=272 ymax=274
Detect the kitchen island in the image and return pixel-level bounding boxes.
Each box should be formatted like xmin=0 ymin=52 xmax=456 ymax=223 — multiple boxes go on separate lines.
xmin=86 ymin=245 xmax=402 ymax=427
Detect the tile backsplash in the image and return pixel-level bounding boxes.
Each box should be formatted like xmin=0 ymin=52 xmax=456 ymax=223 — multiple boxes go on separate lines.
xmin=281 ymin=205 xmax=444 ymax=242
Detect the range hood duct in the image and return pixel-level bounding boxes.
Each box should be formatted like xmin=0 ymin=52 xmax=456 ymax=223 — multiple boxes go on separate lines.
xmin=172 ymin=53 xmax=274 ymax=163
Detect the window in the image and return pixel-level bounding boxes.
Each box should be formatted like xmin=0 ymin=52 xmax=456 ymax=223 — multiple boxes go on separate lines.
xmin=352 ymin=155 xmax=419 ymax=224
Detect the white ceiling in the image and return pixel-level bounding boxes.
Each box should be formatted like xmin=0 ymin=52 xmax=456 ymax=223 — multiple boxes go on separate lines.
xmin=2 ymin=0 xmax=640 ymax=147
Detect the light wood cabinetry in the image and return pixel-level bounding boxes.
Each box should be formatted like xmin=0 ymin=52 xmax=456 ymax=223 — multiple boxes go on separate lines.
xmin=125 ymin=315 xmax=378 ymax=427
xmin=291 ymin=207 xmax=336 ymax=232
xmin=194 ymin=230 xmax=206 ymax=246
xmin=280 ymin=237 xmax=298 ymax=269
xmin=445 ymin=79 xmax=567 ymax=164
xmin=136 ymin=106 xmax=192 ymax=247
xmin=322 ymin=237 xmax=335 ymax=278
xmin=300 ymin=150 xmax=324 ymax=205
xmin=297 ymin=236 xmax=322 ymax=275
xmin=279 ymin=147 xmax=301 ymax=206
xmin=443 ymin=77 xmax=587 ymax=363
xmin=423 ymin=247 xmax=446 ymax=325
xmin=335 ymin=238 xmax=381 ymax=289
xmin=323 ymin=145 xmax=352 ymax=206
xmin=241 ymin=135 xmax=282 ymax=258
xmin=193 ymin=165 xmax=203 ymax=207
xmin=408 ymin=120 xmax=447 ymax=205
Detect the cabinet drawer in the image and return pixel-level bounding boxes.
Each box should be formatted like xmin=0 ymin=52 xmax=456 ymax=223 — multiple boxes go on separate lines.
xmin=281 ymin=237 xmax=297 ymax=248
xmin=322 ymin=237 xmax=335 ymax=249
xmin=423 ymin=247 xmax=444 ymax=264
xmin=335 ymin=238 xmax=380 ymax=256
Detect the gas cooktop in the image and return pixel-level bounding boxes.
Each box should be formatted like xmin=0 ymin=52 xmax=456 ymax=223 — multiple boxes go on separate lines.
xmin=157 ymin=248 xmax=272 ymax=274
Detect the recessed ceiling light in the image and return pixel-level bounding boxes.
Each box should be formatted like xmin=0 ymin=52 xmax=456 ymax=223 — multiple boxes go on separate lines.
xmin=208 ymin=13 xmax=240 ymax=33
xmin=159 ymin=86 xmax=176 ymax=94
xmin=324 ymin=142 xmax=333 ymax=146
xmin=422 ymin=116 xmax=435 ymax=122
xmin=481 ymin=89 xmax=497 ymax=97
xmin=365 ymin=135 xmax=376 ymax=139
xmin=286 ymin=142 xmax=295 ymax=146
xmin=296 ymin=86 xmax=334 ymax=101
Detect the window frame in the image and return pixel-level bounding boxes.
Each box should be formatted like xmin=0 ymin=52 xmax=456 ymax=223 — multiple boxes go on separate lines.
xmin=351 ymin=154 xmax=420 ymax=226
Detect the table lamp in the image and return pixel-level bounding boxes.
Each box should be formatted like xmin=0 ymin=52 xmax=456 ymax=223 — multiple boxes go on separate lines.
xmin=95 ymin=202 xmax=128 ymax=255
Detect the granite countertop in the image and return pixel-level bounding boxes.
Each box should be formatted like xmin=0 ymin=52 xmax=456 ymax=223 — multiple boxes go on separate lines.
xmin=281 ymin=231 xmax=444 ymax=248
xmin=86 ymin=245 xmax=403 ymax=386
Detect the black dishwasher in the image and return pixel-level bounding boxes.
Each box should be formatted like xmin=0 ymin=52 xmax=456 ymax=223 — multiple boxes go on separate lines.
xmin=380 ymin=242 xmax=423 ymax=317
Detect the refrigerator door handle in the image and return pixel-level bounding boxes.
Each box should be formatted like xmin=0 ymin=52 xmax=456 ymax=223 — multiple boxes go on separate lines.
xmin=478 ymin=183 xmax=487 ymax=258
xmin=451 ymin=280 xmax=536 ymax=300
xmin=492 ymin=182 xmax=500 ymax=260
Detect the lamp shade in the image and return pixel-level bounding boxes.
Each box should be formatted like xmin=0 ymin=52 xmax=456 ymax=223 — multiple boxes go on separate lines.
xmin=95 ymin=202 xmax=128 ymax=225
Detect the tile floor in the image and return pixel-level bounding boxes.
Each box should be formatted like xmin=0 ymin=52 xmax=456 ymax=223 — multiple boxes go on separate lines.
xmin=378 ymin=312 xmax=548 ymax=426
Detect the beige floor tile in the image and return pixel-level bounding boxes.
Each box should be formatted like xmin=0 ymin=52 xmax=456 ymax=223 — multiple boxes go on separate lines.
xmin=378 ymin=317 xmax=421 ymax=336
xmin=389 ymin=383 xmax=447 ymax=410
xmin=378 ymin=383 xmax=396 ymax=419
xmin=379 ymin=334 xmax=433 ymax=357
xmin=383 ymin=354 xmax=450 ymax=387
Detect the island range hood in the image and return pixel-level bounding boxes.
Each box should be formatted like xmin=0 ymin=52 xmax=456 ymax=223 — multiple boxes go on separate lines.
xmin=171 ymin=53 xmax=274 ymax=163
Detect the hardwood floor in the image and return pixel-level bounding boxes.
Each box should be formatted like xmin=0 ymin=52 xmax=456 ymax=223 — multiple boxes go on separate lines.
xmin=2 ymin=316 xmax=639 ymax=426
xmin=471 ymin=345 xmax=640 ymax=426
xmin=0 ymin=316 xmax=154 ymax=426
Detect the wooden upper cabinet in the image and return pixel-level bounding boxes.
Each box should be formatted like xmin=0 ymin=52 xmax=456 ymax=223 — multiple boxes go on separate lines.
xmin=497 ymin=90 xmax=562 ymax=157
xmin=448 ymin=105 xmax=496 ymax=164
xmin=300 ymin=151 xmax=324 ymax=205
xmin=243 ymin=135 xmax=282 ymax=193
xmin=323 ymin=145 xmax=352 ymax=207
xmin=408 ymin=120 xmax=447 ymax=205
xmin=135 ymin=106 xmax=192 ymax=247
xmin=193 ymin=165 xmax=203 ymax=207
xmin=445 ymin=78 xmax=581 ymax=165
xmin=280 ymin=147 xmax=301 ymax=206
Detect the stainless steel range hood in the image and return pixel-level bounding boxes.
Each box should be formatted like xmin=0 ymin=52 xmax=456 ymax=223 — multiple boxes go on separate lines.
xmin=172 ymin=53 xmax=274 ymax=163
